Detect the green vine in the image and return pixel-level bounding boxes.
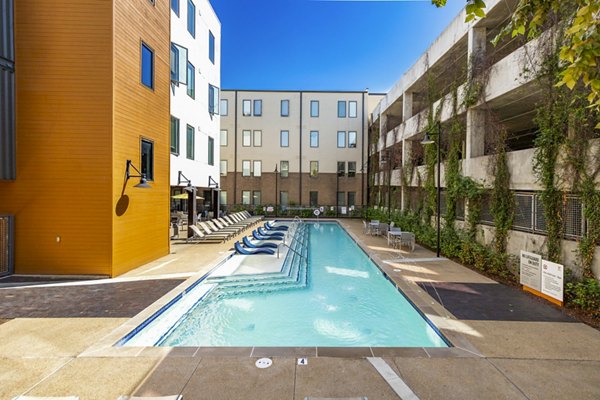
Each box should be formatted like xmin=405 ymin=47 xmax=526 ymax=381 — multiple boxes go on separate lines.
xmin=491 ymin=129 xmax=514 ymax=254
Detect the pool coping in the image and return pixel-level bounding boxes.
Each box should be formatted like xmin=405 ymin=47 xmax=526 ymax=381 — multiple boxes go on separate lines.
xmin=80 ymin=219 xmax=483 ymax=359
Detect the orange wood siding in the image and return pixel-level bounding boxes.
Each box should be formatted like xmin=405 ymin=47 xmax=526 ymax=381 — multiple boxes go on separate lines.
xmin=111 ymin=0 xmax=170 ymax=276
xmin=0 ymin=0 xmax=114 ymax=275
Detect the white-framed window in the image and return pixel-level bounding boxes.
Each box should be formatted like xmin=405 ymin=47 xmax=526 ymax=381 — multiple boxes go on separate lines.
xmin=337 ymin=131 xmax=346 ymax=148
xmin=280 ymin=160 xmax=289 ymax=178
xmin=348 ymin=131 xmax=357 ymax=148
xmin=220 ymin=129 xmax=228 ymax=146
xmin=253 ymin=160 xmax=262 ymax=177
xmin=242 ymin=100 xmax=251 ymax=116
xmin=310 ymin=161 xmax=318 ymax=177
xmin=253 ymin=191 xmax=261 ymax=205
xmin=219 ymin=190 xmax=227 ymax=206
xmin=242 ymin=160 xmax=251 ymax=176
xmin=220 ymin=160 xmax=227 ymax=176
xmin=337 ymin=100 xmax=346 ymax=118
xmin=348 ymin=161 xmax=357 ymax=177
xmin=170 ymin=42 xmax=188 ymax=85
xmin=208 ymin=84 xmax=219 ymax=114
xmin=253 ymin=130 xmax=262 ymax=147
xmin=220 ymin=99 xmax=228 ymax=116
xmin=242 ymin=190 xmax=251 ymax=205
xmin=349 ymin=101 xmax=357 ymax=118
xmin=242 ymin=130 xmax=251 ymax=147
xmin=280 ymin=130 xmax=289 ymax=147
xmin=310 ymin=131 xmax=319 ymax=148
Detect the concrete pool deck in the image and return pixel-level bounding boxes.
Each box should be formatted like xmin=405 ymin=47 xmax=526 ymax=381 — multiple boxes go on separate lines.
xmin=0 ymin=219 xmax=599 ymax=399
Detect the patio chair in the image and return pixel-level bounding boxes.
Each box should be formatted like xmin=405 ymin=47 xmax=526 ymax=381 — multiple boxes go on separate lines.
xmin=243 ymin=236 xmax=278 ymax=249
xmin=210 ymin=219 xmax=242 ymax=235
xmin=363 ymin=220 xmax=371 ymax=235
xmin=257 ymin=227 xmax=285 ymax=238
xmin=218 ymin=217 xmax=247 ymax=231
xmin=225 ymin=214 xmax=252 ymax=228
xmin=400 ymin=232 xmax=416 ymax=252
xmin=234 ymin=241 xmax=275 ymax=255
xmin=187 ymin=225 xmax=224 ymax=243
xmin=264 ymin=221 xmax=288 ymax=231
xmin=253 ymin=230 xmax=283 ymax=241
xmin=197 ymin=222 xmax=232 ymax=240
xmin=378 ymin=223 xmax=389 ymax=236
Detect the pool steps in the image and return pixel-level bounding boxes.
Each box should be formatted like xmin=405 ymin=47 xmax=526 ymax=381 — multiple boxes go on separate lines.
xmin=206 ymin=223 xmax=310 ymax=297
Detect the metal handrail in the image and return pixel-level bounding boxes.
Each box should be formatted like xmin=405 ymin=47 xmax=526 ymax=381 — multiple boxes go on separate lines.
xmin=277 ymin=241 xmax=307 ymax=260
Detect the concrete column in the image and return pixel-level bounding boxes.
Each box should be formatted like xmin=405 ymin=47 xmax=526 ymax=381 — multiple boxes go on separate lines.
xmin=467 ymin=27 xmax=487 ymax=79
xmin=400 ymin=139 xmax=413 ymax=211
xmin=402 ymin=91 xmax=413 ymax=122
xmin=466 ymin=109 xmax=486 ymax=168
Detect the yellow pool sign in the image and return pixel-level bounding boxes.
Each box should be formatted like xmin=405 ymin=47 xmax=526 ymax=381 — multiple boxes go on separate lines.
xmin=520 ymin=251 xmax=564 ymax=306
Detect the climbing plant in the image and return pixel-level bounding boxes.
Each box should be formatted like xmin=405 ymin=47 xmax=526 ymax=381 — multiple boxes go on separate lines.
xmin=490 ymin=128 xmax=514 ymax=254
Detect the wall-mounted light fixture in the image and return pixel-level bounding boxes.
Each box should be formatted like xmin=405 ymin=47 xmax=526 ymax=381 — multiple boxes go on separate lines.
xmin=208 ymin=176 xmax=219 ymax=189
xmin=177 ymin=171 xmax=194 ymax=192
xmin=126 ymin=160 xmax=151 ymax=188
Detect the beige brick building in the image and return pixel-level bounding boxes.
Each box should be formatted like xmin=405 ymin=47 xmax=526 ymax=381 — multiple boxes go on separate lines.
xmin=219 ymin=90 xmax=383 ymax=215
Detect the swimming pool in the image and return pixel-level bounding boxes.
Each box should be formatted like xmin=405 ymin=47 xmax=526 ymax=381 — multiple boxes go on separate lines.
xmin=121 ymin=222 xmax=448 ymax=348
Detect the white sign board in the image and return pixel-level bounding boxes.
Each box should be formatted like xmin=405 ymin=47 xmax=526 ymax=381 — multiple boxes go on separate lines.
xmin=520 ymin=251 xmax=542 ymax=292
xmin=313 ymin=209 xmax=320 ymax=216
xmin=541 ymin=260 xmax=564 ymax=301
xmin=297 ymin=357 xmax=308 ymax=366
xmin=266 ymin=206 xmax=274 ymax=212
xmin=341 ymin=206 xmax=347 ymax=215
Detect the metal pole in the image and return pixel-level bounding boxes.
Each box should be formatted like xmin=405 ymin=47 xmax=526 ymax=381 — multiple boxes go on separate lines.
xmin=336 ymin=171 xmax=339 ymax=218
xmin=275 ymin=164 xmax=278 ymax=217
xmin=436 ymin=121 xmax=441 ymax=258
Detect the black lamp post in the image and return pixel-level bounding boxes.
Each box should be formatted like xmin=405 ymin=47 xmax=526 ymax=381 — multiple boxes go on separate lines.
xmin=274 ymin=164 xmax=278 ymax=217
xmin=421 ymin=121 xmax=442 ymax=258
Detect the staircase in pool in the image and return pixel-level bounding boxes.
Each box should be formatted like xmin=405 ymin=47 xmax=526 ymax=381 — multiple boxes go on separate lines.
xmin=205 ymin=222 xmax=310 ymax=297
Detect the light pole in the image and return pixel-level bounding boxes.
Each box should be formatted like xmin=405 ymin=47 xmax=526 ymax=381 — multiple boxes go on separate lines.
xmin=274 ymin=164 xmax=278 ymax=217
xmin=421 ymin=121 xmax=442 ymax=258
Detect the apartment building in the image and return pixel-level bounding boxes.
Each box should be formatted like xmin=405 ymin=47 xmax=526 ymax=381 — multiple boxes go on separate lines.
xmin=369 ymin=0 xmax=599 ymax=277
xmin=0 ymin=0 xmax=171 ymax=277
xmin=169 ymin=0 xmax=221 ymax=221
xmin=219 ymin=90 xmax=382 ymax=215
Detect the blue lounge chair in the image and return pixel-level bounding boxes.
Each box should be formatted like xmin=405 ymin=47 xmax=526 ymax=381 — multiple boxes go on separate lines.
xmin=243 ymin=236 xmax=278 ymax=249
xmin=257 ymin=227 xmax=284 ymax=237
xmin=234 ymin=241 xmax=275 ymax=255
xmin=253 ymin=230 xmax=283 ymax=241
xmin=265 ymin=221 xmax=289 ymax=231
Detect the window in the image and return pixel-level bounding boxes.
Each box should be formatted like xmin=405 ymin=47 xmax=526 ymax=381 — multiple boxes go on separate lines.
xmin=337 ymin=131 xmax=346 ymax=148
xmin=141 ymin=138 xmax=154 ymax=180
xmin=310 ymin=131 xmax=319 ymax=148
xmin=253 ymin=160 xmax=262 ymax=177
xmin=310 ymin=161 xmax=318 ymax=177
xmin=348 ymin=131 xmax=357 ymax=148
xmin=337 ymin=161 xmax=345 ymax=177
xmin=348 ymin=192 xmax=356 ymax=206
xmin=141 ymin=42 xmax=154 ymax=89
xmin=242 ymin=160 xmax=251 ymax=176
xmin=349 ymin=101 xmax=357 ymax=118
xmin=219 ymin=190 xmax=227 ymax=205
xmin=186 ymin=125 xmax=195 ymax=159
xmin=310 ymin=100 xmax=319 ymax=117
xmin=170 ymin=42 xmax=188 ymax=84
xmin=280 ymin=161 xmax=289 ymax=178
xmin=253 ymin=100 xmax=262 ymax=116
xmin=242 ymin=130 xmax=251 ymax=147
xmin=171 ymin=0 xmax=179 ymax=16
xmin=338 ymin=101 xmax=346 ymax=118
xmin=209 ymin=30 xmax=215 ymax=64
xmin=187 ymin=62 xmax=195 ymax=98
xmin=208 ymin=137 xmax=214 ymax=165
xmin=309 ymin=191 xmax=318 ymax=207
xmin=253 ymin=130 xmax=262 ymax=147
xmin=242 ymin=191 xmax=251 ymax=205
xmin=220 ymin=160 xmax=227 ymax=176
xmin=220 ymin=129 xmax=228 ymax=146
xmin=170 ymin=116 xmax=180 ymax=154
xmin=220 ymin=99 xmax=228 ymax=116
xmin=281 ymin=100 xmax=289 ymax=117
xmin=242 ymin=100 xmax=251 ymax=116
xmin=280 ymin=130 xmax=289 ymax=147
xmin=348 ymin=161 xmax=356 ymax=177
xmin=253 ymin=191 xmax=261 ymax=205
xmin=337 ymin=191 xmax=346 ymax=205
xmin=208 ymin=84 xmax=219 ymax=114
xmin=187 ymin=0 xmax=195 ymax=37
xmin=280 ymin=191 xmax=289 ymax=206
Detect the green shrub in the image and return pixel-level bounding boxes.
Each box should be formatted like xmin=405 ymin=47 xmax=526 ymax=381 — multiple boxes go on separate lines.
xmin=565 ymin=278 xmax=600 ymax=316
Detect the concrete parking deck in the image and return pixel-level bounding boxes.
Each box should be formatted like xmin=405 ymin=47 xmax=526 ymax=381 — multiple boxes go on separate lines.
xmin=0 ymin=219 xmax=599 ymax=399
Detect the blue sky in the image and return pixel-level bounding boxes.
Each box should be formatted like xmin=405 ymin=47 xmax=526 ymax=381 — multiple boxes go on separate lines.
xmin=211 ymin=0 xmax=465 ymax=93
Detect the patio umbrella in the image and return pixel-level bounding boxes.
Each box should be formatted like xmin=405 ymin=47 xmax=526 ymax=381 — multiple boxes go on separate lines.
xmin=171 ymin=193 xmax=204 ymax=200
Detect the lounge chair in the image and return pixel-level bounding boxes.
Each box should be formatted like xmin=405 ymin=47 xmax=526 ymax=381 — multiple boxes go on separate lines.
xmin=234 ymin=241 xmax=275 ymax=255
xmin=187 ymin=225 xmax=224 ymax=243
xmin=257 ymin=227 xmax=285 ymax=238
xmin=241 ymin=210 xmax=264 ymax=223
xmin=253 ymin=230 xmax=283 ymax=241
xmin=243 ymin=236 xmax=278 ymax=249
xmin=264 ymin=221 xmax=288 ymax=231
xmin=210 ymin=219 xmax=242 ymax=235
xmin=224 ymin=215 xmax=251 ymax=228
xmin=218 ymin=217 xmax=247 ymax=231
xmin=197 ymin=222 xmax=232 ymax=240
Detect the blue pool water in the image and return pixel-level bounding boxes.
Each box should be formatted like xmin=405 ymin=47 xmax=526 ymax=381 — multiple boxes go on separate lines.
xmin=133 ymin=222 xmax=448 ymax=348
